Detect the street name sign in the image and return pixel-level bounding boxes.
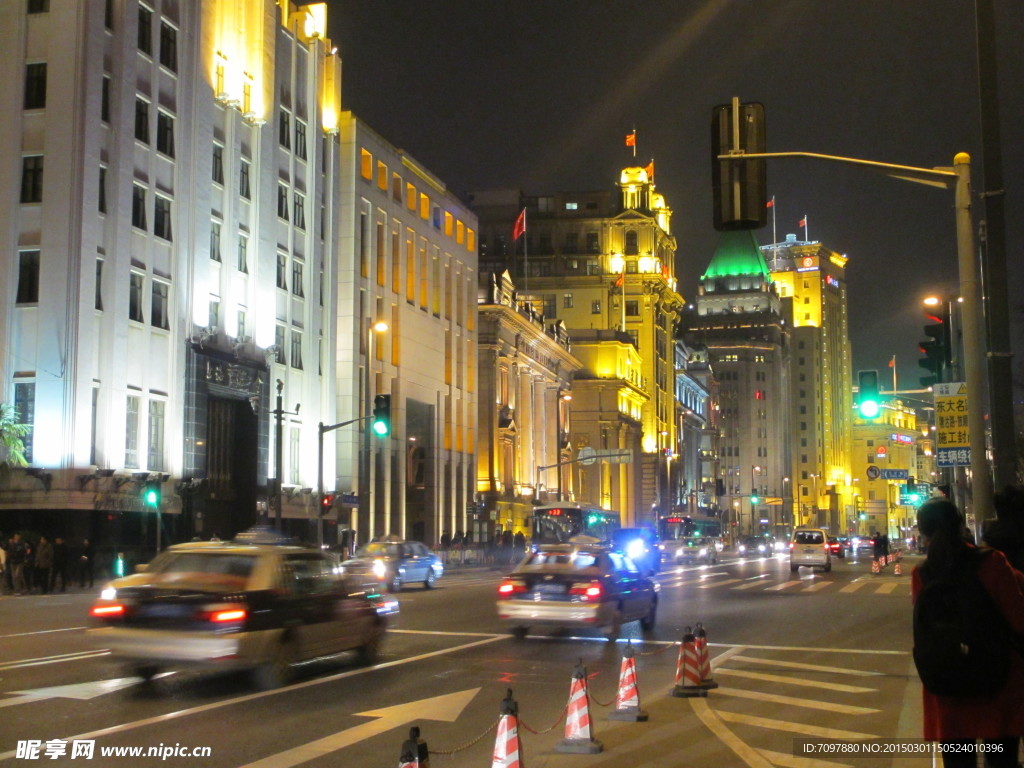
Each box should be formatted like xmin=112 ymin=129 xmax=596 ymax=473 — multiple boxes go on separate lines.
xmin=879 ymin=469 xmax=909 ymax=480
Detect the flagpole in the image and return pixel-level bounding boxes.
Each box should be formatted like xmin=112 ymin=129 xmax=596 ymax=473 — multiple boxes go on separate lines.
xmin=632 ymin=126 xmax=636 ymax=159
xmin=892 ymin=355 xmax=897 ymax=392
xmin=523 ymin=209 xmax=528 ymax=297
xmin=771 ymin=195 xmax=777 ymax=252
xmin=621 ymin=272 xmax=626 ymax=333
xmin=804 ymin=214 xmax=809 ymax=242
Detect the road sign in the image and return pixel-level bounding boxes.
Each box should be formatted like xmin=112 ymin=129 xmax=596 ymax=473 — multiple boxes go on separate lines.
xmin=595 ymin=449 xmax=632 ymax=464
xmin=578 ymin=447 xmax=597 ymax=466
xmin=866 ymin=466 xmax=880 ymax=480
xmin=934 ymin=382 xmax=970 ymax=467
xmin=879 ymin=469 xmax=909 ymax=480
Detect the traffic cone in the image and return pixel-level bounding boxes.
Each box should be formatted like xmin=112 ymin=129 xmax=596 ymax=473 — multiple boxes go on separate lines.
xmin=555 ymin=660 xmax=603 ymax=753
xmin=871 ymin=558 xmax=880 ymax=574
xmin=398 ymin=726 xmax=429 ymax=768
xmin=491 ymin=690 xmax=523 ymax=768
xmin=671 ymin=627 xmax=706 ymax=698
xmin=894 ymin=560 xmax=903 ymax=576
xmin=694 ymin=623 xmax=719 ymax=690
xmin=609 ymin=641 xmax=648 ymax=721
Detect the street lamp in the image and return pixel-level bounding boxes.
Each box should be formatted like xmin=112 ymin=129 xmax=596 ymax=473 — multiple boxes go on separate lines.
xmin=782 ymin=476 xmax=790 ymax=531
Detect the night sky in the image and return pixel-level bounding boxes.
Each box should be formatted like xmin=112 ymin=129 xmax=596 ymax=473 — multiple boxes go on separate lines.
xmin=326 ymin=1 xmax=1024 ymax=397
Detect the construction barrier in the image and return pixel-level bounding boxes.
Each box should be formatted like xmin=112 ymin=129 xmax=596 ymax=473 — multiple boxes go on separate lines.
xmin=491 ymin=690 xmax=524 ymax=768
xmin=609 ymin=641 xmax=648 ymax=722
xmin=671 ymin=627 xmax=706 ymax=698
xmin=694 ymin=623 xmax=719 ymax=690
xmin=554 ymin=660 xmax=603 ymax=754
xmin=398 ymin=726 xmax=430 ymax=768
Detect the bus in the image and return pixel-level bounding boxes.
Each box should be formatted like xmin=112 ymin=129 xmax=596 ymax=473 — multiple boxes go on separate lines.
xmin=658 ymin=514 xmax=724 ymax=552
xmin=531 ymin=504 xmax=622 ymax=547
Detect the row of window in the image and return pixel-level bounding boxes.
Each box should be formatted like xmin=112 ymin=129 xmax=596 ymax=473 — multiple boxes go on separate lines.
xmin=137 ymin=5 xmax=178 ymax=73
xmin=212 ymin=146 xmax=252 ymax=199
xmin=135 ymin=98 xmax=176 ymax=157
xmin=278 ymin=111 xmax=308 ymax=160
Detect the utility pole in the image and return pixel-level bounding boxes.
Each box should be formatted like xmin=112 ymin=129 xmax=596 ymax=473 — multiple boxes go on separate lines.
xmin=271 ymin=379 xmax=300 ymax=532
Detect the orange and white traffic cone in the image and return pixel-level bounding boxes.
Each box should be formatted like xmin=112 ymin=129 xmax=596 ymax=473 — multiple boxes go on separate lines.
xmin=694 ymin=623 xmax=719 ymax=690
xmin=398 ymin=726 xmax=429 ymax=768
xmin=894 ymin=560 xmax=903 ymax=576
xmin=671 ymin=627 xmax=706 ymax=698
xmin=491 ymin=690 xmax=523 ymax=768
xmin=555 ymin=660 xmax=603 ymax=753
xmin=609 ymin=641 xmax=648 ymax=721
xmin=871 ymin=558 xmax=880 ymax=574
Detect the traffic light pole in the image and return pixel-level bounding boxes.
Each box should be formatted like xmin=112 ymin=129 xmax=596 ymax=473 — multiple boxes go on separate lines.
xmin=317 ymin=415 xmax=372 ymax=549
xmin=719 ymin=144 xmax=994 ymax=531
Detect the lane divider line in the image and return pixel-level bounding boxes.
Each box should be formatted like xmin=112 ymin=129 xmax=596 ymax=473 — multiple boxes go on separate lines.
xmin=716 ymin=709 xmax=876 ymax=740
xmin=725 ymin=655 xmax=884 ymax=677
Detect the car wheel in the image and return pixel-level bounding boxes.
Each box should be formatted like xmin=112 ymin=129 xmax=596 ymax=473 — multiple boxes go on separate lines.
xmin=606 ymin=607 xmax=623 ymax=639
xmin=790 ymin=563 xmax=799 ymax=572
xmin=824 ymin=561 xmax=832 ymax=573
xmin=511 ymin=625 xmax=528 ymax=640
xmin=640 ymin=599 xmax=657 ymax=631
xmin=132 ymin=664 xmax=160 ymax=682
xmin=357 ymin=623 xmax=384 ymax=665
xmin=252 ymin=636 xmax=297 ymax=690
xmin=388 ymin=572 xmax=402 ymax=593
xmin=423 ymin=568 xmax=436 ymax=589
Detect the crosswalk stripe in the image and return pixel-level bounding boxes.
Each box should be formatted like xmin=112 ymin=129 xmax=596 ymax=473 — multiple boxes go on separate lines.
xmin=726 ymin=656 xmax=884 ymax=677
xmin=765 ymin=580 xmax=804 ymax=592
xmin=713 ymin=686 xmax=879 ymax=714
xmin=875 ymin=582 xmax=900 ymax=594
xmin=838 ymin=582 xmax=867 ymax=593
xmin=732 ymin=577 xmax=773 ymax=590
xmin=716 ymin=710 xmax=876 ymax=740
xmin=756 ymin=747 xmax=855 ymax=768
xmin=700 ymin=578 xmax=742 ymax=589
xmin=802 ymin=581 xmax=832 ymax=592
xmin=715 ymin=668 xmax=876 ymax=693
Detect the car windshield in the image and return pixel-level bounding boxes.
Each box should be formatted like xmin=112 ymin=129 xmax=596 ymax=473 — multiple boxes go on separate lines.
xmin=355 ymin=542 xmax=400 ymax=558
xmin=680 ymin=538 xmax=706 ymax=547
xmin=140 ymin=551 xmax=256 ymax=590
xmin=521 ymin=550 xmax=601 ymax=569
xmin=794 ymin=531 xmax=824 ymax=545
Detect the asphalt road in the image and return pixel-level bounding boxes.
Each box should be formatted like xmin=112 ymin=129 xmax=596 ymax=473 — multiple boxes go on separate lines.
xmin=0 ymin=551 xmax=924 ymax=767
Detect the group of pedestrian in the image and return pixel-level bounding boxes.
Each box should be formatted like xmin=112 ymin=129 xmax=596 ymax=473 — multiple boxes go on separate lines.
xmin=911 ymin=487 xmax=1024 ymax=767
xmin=1 ymin=533 xmax=94 ymax=595
xmin=437 ymin=530 xmax=469 ymax=564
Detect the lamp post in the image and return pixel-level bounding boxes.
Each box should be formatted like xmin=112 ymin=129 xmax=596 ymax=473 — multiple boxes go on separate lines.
xmin=750 ymin=465 xmax=761 ymax=535
xmin=555 ymin=391 xmax=572 ymax=501
xmin=782 ymin=476 xmax=790 ymax=533
xmin=271 ymin=379 xmax=301 ymax=531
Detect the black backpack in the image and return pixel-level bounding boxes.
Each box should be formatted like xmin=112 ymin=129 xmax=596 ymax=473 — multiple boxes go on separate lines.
xmin=912 ymin=549 xmax=1012 ymax=698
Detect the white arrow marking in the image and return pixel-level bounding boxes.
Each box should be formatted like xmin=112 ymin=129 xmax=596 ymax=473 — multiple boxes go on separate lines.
xmin=0 ymin=677 xmax=147 ymax=709
xmin=238 ymin=687 xmax=481 ymax=768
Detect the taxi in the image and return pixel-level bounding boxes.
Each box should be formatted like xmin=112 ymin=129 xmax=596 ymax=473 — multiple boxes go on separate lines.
xmin=87 ymin=528 xmax=387 ymax=689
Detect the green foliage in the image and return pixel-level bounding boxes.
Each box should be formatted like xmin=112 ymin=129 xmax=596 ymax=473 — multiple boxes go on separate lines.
xmin=0 ymin=402 xmax=30 ymax=478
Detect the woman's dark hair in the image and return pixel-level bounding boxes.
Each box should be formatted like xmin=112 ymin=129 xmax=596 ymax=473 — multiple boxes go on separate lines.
xmin=918 ymin=497 xmax=969 ymax=578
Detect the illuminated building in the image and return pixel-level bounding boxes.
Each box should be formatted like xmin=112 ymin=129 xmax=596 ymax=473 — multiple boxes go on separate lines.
xmin=471 ymin=166 xmax=683 ymax=525
xmin=763 ymin=234 xmax=854 ymax=532
xmin=685 ymin=230 xmax=790 ymax=539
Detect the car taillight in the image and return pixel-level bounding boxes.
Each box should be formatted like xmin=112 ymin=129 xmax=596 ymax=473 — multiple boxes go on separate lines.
xmin=91 ymin=604 xmax=125 ymax=617
xmin=198 ymin=604 xmax=247 ymax=623
xmin=569 ymin=582 xmax=603 ymax=601
xmin=497 ymin=580 xmax=527 ymax=597
xmin=210 ymin=608 xmax=247 ymax=622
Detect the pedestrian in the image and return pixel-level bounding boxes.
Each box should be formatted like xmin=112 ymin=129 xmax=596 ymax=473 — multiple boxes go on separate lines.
xmin=6 ymin=533 xmax=28 ymax=594
xmin=34 ymin=535 xmax=53 ymax=594
xmin=513 ymin=530 xmax=526 ymax=562
xmin=78 ymin=538 xmax=95 ymax=588
xmin=501 ymin=529 xmax=513 ymax=566
xmin=985 ymin=485 xmax=1024 ymax=572
xmin=51 ymin=536 xmax=70 ymax=592
xmin=0 ymin=534 xmax=7 ymax=594
xmin=912 ymin=497 xmax=1024 ymax=766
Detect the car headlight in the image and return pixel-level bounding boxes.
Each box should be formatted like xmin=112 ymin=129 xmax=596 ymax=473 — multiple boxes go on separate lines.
xmin=698 ymin=547 xmax=707 ymax=556
xmin=758 ymin=544 xmax=766 ymax=553
xmin=626 ymin=540 xmax=645 ymax=561
xmin=738 ymin=544 xmax=746 ymax=554
xmin=371 ymin=559 xmax=387 ymax=579
xmin=100 ymin=586 xmax=117 ymax=601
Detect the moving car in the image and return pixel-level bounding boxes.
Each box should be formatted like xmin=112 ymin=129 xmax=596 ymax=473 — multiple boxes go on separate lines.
xmin=737 ymin=536 xmax=774 ymax=558
xmin=87 ymin=528 xmax=387 ymax=689
xmin=610 ymin=527 xmax=660 ymax=575
xmin=829 ymin=536 xmax=848 ymax=559
xmin=340 ymin=537 xmax=443 ymax=592
xmin=790 ymin=528 xmax=832 ymax=572
xmin=496 ymin=542 xmax=658 ymax=639
xmin=673 ymin=536 xmax=718 ymax=565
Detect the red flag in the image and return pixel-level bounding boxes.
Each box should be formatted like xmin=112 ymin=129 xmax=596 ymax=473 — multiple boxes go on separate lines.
xmin=888 ymin=356 xmax=896 ymax=368
xmin=512 ymin=209 xmax=526 ymax=241
xmin=625 ymin=132 xmax=636 ymax=147
xmin=766 ymin=199 xmax=774 ymax=208
xmin=798 ymin=218 xmax=806 ymax=227
xmin=643 ymin=160 xmax=654 ymax=179
xmin=614 ymin=273 xmax=624 ymax=288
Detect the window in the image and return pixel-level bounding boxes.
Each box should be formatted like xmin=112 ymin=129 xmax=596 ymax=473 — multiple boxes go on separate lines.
xmin=293 ymin=193 xmax=305 ymax=230
xmin=101 ymin=76 xmax=110 ymax=122
xmin=104 ymin=0 xmax=113 ymax=29
xmin=209 ymin=221 xmax=221 ymax=261
xmin=129 ymin=273 xmax=144 ymax=322
xmin=208 ymin=298 xmax=219 ymax=330
xmin=125 ymin=395 xmax=140 ymax=468
xmin=28 ymin=0 xmax=49 ymax=14
xmin=137 ymin=6 xmax=152 ymax=55
xmin=295 ymin=120 xmax=307 ymax=160
xmin=290 ymin=330 xmax=303 ymax=370
xmin=274 ymin=325 xmax=286 ymax=364
xmin=625 ymin=230 xmax=638 ymax=255
xmin=151 ymin=281 xmax=169 ymax=329
xmin=154 ymin=196 xmax=172 ymax=240
xmin=278 ymin=109 xmax=290 ymax=149
xmin=159 ymin=22 xmax=177 ymax=72
xmin=156 ymin=112 xmax=174 ymax=157
xmin=212 ymin=145 xmax=224 ymax=184
xmin=586 ymin=232 xmax=599 ymax=253
xmin=563 ymin=293 xmax=573 ymax=309
xmin=14 ymin=383 xmax=35 ymax=463
xmin=95 ymin=258 xmax=103 ymax=310
xmin=626 ymin=300 xmax=639 ymax=316
xmin=20 ymin=156 xmax=43 ymax=203
xmin=135 ymin=98 xmax=149 ymax=143
xmin=277 ymin=184 xmax=289 ymax=220
xmin=236 ymin=309 xmax=247 ymax=339
xmin=239 ymin=159 xmax=251 ymax=199
xmin=16 ymin=251 xmax=40 ymax=304
xmin=276 ymin=253 xmax=287 ymax=290
xmin=591 ymin=300 xmax=601 ymax=314
xmin=237 ymin=233 xmax=248 ymax=273
xmin=291 ymin=260 xmax=304 ymax=297
xmin=24 ymin=63 xmax=47 ymax=109
xmin=147 ymin=400 xmax=164 ymax=471
xmin=98 ymin=167 xmax=107 ymax=213
xmin=564 ymin=232 xmax=578 ymax=253
xmin=132 ymin=185 xmax=147 ymax=230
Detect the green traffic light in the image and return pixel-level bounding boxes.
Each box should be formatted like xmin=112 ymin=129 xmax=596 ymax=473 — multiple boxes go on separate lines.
xmin=371 ymin=419 xmax=389 ymax=436
xmin=143 ymin=487 xmax=159 ymax=506
xmin=750 ymin=495 xmax=759 ymax=505
xmin=858 ymin=399 xmax=880 ymax=419
xmin=371 ymin=394 xmax=391 ymax=438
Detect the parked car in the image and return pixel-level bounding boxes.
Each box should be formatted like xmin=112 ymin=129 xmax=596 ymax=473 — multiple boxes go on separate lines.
xmin=87 ymin=528 xmax=387 ymax=689
xmin=340 ymin=537 xmax=443 ymax=592
xmin=496 ymin=542 xmax=658 ymax=639
xmin=610 ymin=527 xmax=660 ymax=575
xmin=673 ymin=536 xmax=719 ymax=565
xmin=789 ymin=528 xmax=832 ymax=572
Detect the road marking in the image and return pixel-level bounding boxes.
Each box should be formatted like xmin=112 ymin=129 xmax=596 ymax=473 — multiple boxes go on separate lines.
xmin=839 ymin=582 xmax=867 ymax=593
xmin=802 ymin=581 xmax=833 ymax=592
xmin=726 ymin=656 xmax=884 ymax=677
xmin=707 ymin=642 xmax=905 ymax=656
xmin=875 ymin=582 xmax=900 ymax=594
xmin=716 ymin=710 xmax=875 ymax=740
xmin=0 ymin=635 xmax=506 ymax=762
xmin=765 ymin=580 xmax=803 ymax=591
xmin=714 ymin=668 xmax=876 ymax=693
xmin=0 ymin=626 xmax=88 ymax=640
xmin=756 ymin=747 xmax=854 ymax=768
xmin=732 ymin=575 xmax=772 ymax=590
xmin=0 ymin=676 xmax=150 ymax=709
xmin=690 ymin=696 xmax=775 ymax=768
xmin=712 ymin=686 xmax=879 ymax=714
xmin=0 ymin=650 xmax=109 ymax=671
xmin=700 ymin=578 xmax=742 ymax=589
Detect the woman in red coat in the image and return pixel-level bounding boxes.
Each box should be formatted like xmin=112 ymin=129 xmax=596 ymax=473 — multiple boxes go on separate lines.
xmin=912 ymin=498 xmax=1024 ymax=767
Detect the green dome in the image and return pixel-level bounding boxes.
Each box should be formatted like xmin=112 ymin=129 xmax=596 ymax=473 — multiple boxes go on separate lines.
xmin=701 ymin=230 xmax=772 ymax=282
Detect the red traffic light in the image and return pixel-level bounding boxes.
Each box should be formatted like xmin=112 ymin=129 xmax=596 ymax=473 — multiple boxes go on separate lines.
xmin=321 ymin=493 xmax=335 ymax=509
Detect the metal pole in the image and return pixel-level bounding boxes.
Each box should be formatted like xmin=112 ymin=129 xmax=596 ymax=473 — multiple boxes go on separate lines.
xmin=953 ymin=154 xmax=994 ymax=533
xmin=317 ymin=422 xmax=324 ymax=548
xmin=274 ymin=379 xmax=283 ymax=531
xmin=364 ymin=321 xmax=373 ymax=539
xmin=555 ymin=392 xmax=562 ymax=502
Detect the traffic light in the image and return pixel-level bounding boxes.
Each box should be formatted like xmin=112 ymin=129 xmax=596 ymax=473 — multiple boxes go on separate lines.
xmin=856 ymin=369 xmax=881 ymax=420
xmin=711 ymin=101 xmax=767 ymax=231
xmin=903 ymin=484 xmax=923 ymax=505
xmin=918 ymin=308 xmax=951 ymax=388
xmin=320 ymin=493 xmax=335 ymax=513
xmin=371 ymin=394 xmax=391 ymax=436
xmin=750 ymin=494 xmax=760 ymax=505
xmin=142 ymin=480 xmax=161 ymax=508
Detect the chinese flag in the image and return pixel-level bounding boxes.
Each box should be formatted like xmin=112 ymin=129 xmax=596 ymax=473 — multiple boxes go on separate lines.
xmin=512 ymin=208 xmax=526 ymax=240
xmin=798 ymin=218 xmax=806 ymax=227
xmin=644 ymin=160 xmax=654 ymax=179
xmin=625 ymin=132 xmax=636 ymax=147
xmin=614 ymin=273 xmax=624 ymax=288
xmin=888 ymin=356 xmax=896 ymax=368
xmin=766 ymin=199 xmax=774 ymax=208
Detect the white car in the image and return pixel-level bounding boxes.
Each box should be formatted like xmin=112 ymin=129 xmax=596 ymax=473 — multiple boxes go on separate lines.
xmin=789 ymin=528 xmax=832 ymax=572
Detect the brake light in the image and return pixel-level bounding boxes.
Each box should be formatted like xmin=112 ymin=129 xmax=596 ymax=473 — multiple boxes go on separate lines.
xmin=91 ymin=604 xmax=125 ymax=617
xmin=569 ymin=582 xmax=603 ymax=601
xmin=498 ymin=580 xmax=527 ymax=597
xmin=210 ymin=609 xmax=247 ymax=622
